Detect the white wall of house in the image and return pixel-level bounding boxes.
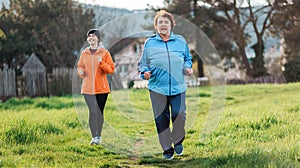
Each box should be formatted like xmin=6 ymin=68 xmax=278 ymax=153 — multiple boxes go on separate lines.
xmin=114 ymin=38 xmax=145 ymax=88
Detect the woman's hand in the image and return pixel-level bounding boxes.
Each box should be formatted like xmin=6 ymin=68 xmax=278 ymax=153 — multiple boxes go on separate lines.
xmin=184 ymin=68 xmax=193 ymax=76
xmin=144 ymin=71 xmax=151 ymax=80
xmin=79 ymin=69 xmax=85 ymax=76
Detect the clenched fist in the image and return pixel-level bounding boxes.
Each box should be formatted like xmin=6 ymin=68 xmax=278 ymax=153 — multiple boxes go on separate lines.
xmin=144 ymin=71 xmax=151 ymax=80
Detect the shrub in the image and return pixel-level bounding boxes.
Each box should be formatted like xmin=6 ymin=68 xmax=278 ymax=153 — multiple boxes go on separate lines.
xmin=283 ymin=59 xmax=300 ymax=82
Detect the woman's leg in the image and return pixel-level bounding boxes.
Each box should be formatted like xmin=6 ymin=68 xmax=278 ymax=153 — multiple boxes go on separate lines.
xmin=169 ymin=92 xmax=186 ymax=146
xmin=149 ymin=91 xmax=173 ymax=152
xmin=83 ymin=94 xmax=99 ymax=138
xmin=95 ymin=93 xmax=108 ymax=137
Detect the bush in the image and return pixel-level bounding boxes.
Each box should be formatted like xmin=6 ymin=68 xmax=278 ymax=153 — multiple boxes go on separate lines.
xmin=283 ymin=59 xmax=300 ymax=82
xmin=128 ymin=80 xmax=134 ymax=89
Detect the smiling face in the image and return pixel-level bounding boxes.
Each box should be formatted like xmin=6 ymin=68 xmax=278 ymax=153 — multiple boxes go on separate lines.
xmin=156 ymin=16 xmax=172 ymax=36
xmin=87 ymin=33 xmax=99 ymax=47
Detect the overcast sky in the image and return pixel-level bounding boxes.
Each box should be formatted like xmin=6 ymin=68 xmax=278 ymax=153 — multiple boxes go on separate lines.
xmin=77 ymin=0 xmax=267 ymax=10
xmin=0 ymin=0 xmax=164 ymax=10
xmin=0 ymin=0 xmax=10 ymax=8
xmin=77 ymin=0 xmax=164 ymax=10
xmin=1 ymin=0 xmax=268 ymax=11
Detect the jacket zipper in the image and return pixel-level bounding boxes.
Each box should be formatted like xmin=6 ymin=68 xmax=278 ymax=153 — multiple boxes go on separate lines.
xmin=91 ymin=53 xmax=95 ymax=93
xmin=165 ymin=41 xmax=171 ymax=96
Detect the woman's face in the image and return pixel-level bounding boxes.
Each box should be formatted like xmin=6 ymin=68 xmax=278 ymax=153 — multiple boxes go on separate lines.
xmin=156 ymin=16 xmax=171 ymax=36
xmin=87 ymin=33 xmax=99 ymax=46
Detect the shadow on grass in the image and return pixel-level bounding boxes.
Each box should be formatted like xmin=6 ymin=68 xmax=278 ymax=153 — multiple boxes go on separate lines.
xmin=136 ymin=150 xmax=298 ymax=168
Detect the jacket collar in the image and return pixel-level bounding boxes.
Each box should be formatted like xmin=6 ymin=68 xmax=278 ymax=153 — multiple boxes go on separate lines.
xmin=155 ymin=32 xmax=175 ymax=41
xmin=84 ymin=42 xmax=105 ymax=53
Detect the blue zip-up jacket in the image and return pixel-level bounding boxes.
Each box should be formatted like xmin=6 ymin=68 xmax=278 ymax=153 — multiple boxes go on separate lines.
xmin=139 ymin=32 xmax=193 ymax=96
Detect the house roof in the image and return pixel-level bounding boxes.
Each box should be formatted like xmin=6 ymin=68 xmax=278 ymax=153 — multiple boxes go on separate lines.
xmin=21 ymin=53 xmax=46 ymax=73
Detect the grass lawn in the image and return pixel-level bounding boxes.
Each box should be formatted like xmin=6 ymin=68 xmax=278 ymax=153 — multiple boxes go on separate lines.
xmin=0 ymin=83 xmax=299 ymax=167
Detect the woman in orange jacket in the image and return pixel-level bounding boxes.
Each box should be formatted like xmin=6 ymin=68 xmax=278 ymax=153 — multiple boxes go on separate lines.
xmin=77 ymin=29 xmax=115 ymax=145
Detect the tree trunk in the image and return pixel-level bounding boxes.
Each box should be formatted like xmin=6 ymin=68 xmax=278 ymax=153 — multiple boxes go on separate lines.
xmin=251 ymin=38 xmax=268 ymax=77
xmin=238 ymin=39 xmax=253 ymax=77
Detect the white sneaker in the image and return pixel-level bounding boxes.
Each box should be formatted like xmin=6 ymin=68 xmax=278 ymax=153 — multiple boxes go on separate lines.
xmin=90 ymin=136 xmax=101 ymax=145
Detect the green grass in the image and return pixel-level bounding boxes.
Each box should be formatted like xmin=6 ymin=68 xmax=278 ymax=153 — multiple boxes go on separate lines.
xmin=0 ymin=83 xmax=299 ymax=167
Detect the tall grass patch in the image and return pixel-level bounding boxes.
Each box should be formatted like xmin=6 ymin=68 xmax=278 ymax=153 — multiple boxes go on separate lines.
xmin=4 ymin=119 xmax=63 ymax=144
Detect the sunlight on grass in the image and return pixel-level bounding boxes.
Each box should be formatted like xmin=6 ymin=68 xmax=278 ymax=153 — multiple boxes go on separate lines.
xmin=0 ymin=83 xmax=299 ymax=167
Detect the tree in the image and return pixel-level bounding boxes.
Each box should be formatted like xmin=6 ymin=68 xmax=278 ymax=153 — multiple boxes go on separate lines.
xmin=0 ymin=0 xmax=94 ymax=70
xmin=163 ymin=0 xmax=238 ymax=78
xmin=163 ymin=0 xmax=276 ymax=77
xmin=273 ymin=0 xmax=300 ymax=62
xmin=272 ymin=0 xmax=300 ymax=82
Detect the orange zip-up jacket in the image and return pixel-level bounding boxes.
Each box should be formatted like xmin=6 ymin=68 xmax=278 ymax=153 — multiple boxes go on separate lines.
xmin=77 ymin=46 xmax=114 ymax=94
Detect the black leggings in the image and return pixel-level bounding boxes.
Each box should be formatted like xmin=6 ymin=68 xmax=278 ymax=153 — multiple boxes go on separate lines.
xmin=83 ymin=94 xmax=108 ymax=137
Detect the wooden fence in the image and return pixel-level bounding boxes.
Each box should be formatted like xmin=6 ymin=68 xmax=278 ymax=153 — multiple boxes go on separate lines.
xmin=0 ymin=67 xmax=124 ymax=100
xmin=24 ymin=70 xmax=47 ymax=97
xmin=0 ymin=67 xmax=288 ymax=100
xmin=0 ymin=68 xmax=16 ymax=98
xmin=48 ymin=67 xmax=78 ymax=96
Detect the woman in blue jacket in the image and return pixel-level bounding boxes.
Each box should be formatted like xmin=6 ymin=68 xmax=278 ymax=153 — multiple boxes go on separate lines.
xmin=139 ymin=10 xmax=193 ymax=160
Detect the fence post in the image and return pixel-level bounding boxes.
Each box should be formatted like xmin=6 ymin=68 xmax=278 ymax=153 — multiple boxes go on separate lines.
xmin=0 ymin=67 xmax=16 ymax=98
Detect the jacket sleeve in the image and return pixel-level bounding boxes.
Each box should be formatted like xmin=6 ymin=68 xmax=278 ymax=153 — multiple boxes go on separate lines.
xmin=77 ymin=53 xmax=85 ymax=78
xmin=184 ymin=43 xmax=193 ymax=68
xmin=99 ymin=51 xmax=114 ymax=74
xmin=138 ymin=42 xmax=150 ymax=80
